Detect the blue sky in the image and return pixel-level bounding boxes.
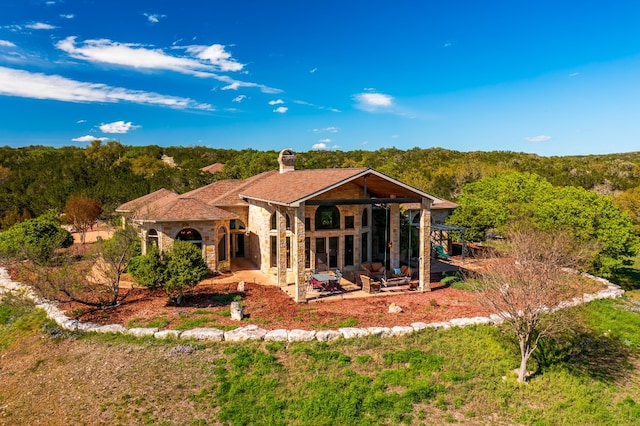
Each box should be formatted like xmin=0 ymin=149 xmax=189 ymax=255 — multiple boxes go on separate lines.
xmin=1 ymin=1 xmax=640 ymax=156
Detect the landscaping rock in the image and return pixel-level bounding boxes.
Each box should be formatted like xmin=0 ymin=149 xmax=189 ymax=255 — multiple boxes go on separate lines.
xmin=288 ymin=329 xmax=316 ymax=342
xmin=154 ymin=330 xmax=182 ymax=339
xmin=180 ymin=327 xmax=225 ymax=341
xmin=264 ymin=329 xmax=289 ymax=341
xmin=426 ymin=322 xmax=452 ymax=329
xmin=388 ymin=303 xmax=403 ymax=313
xmin=230 ymin=301 xmax=243 ymax=321
xmin=338 ymin=327 xmax=369 ymax=339
xmin=93 ymin=324 xmax=127 ymax=334
xmin=411 ymin=322 xmax=428 ymax=331
xmin=367 ymin=326 xmax=392 ymax=337
xmin=224 ymin=325 xmax=268 ymax=341
xmin=237 ymin=280 xmax=245 ymax=292
xmin=315 ymin=329 xmax=341 ymax=341
xmin=128 ymin=327 xmax=159 ymax=337
xmin=390 ymin=325 xmax=414 ymax=336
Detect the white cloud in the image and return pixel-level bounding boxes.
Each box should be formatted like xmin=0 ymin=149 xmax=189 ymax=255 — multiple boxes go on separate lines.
xmin=353 ymin=91 xmax=394 ymax=112
xmin=318 ymin=138 xmax=331 ymax=144
xmin=0 ymin=40 xmax=15 ymax=47
xmin=60 ymin=14 xmax=74 ymax=19
xmin=310 ymin=67 xmax=317 ymax=73
xmin=0 ymin=66 xmax=212 ymax=110
xmin=55 ymin=36 xmax=281 ymax=94
xmin=185 ymin=44 xmax=243 ymax=72
xmin=273 ymin=106 xmax=288 ymax=114
xmin=72 ymin=135 xmax=106 ymax=143
xmin=26 ymin=22 xmax=57 ymax=30
xmin=312 ymin=142 xmax=327 ymax=150
xmin=99 ymin=120 xmax=140 ymax=134
xmin=569 ymin=72 xmax=580 ymax=77
xmin=269 ymin=99 xmax=284 ymax=105
xmin=76 ymin=119 xmax=87 ymax=123
xmin=144 ymin=13 xmax=166 ymax=23
xmin=525 ymin=135 xmax=552 ymax=143
xmin=313 ymin=126 xmax=339 ymax=133
xmin=232 ymin=94 xmax=247 ymax=103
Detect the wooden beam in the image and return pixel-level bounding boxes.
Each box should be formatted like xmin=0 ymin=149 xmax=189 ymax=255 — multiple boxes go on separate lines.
xmin=306 ymin=197 xmax=420 ymax=206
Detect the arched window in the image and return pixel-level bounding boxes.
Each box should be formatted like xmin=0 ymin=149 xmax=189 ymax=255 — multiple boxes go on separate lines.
xmin=230 ymin=219 xmax=245 ymax=230
xmin=362 ymin=208 xmax=369 ymax=227
xmin=270 ymin=211 xmax=291 ymax=230
xmin=315 ymin=206 xmax=340 ymax=230
xmin=218 ymin=227 xmax=227 ymax=261
xmin=176 ymin=228 xmax=202 ymax=249
xmin=147 ymin=228 xmax=158 ymax=248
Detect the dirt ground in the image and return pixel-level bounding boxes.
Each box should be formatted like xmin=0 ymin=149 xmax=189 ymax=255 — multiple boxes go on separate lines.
xmin=50 ymin=232 xmax=603 ymax=331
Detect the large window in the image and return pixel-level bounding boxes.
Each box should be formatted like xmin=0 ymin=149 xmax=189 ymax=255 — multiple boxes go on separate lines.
xmin=218 ymin=227 xmax=227 ymax=261
xmin=315 ymin=206 xmax=340 ymax=230
xmin=176 ymin=228 xmax=202 ymax=249
xmin=361 ymin=232 xmax=369 ymax=263
xmin=270 ymin=212 xmax=291 ymax=230
xmin=344 ymin=235 xmax=354 ymax=266
xmin=147 ymin=229 xmax=158 ymax=249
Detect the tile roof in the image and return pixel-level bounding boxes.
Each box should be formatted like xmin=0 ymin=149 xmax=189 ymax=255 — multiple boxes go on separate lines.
xmin=238 ymin=168 xmax=370 ymax=205
xmin=404 ymin=199 xmax=459 ymax=210
xmin=116 ymin=188 xmax=178 ymax=212
xmin=143 ymin=197 xmax=237 ymax=221
xmin=200 ymin=163 xmax=224 ymax=174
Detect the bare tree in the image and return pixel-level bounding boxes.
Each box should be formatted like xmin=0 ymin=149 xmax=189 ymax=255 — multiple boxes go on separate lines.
xmin=472 ymin=227 xmax=590 ymax=382
xmin=29 ymin=227 xmax=139 ymax=309
xmin=64 ymin=196 xmax=102 ymax=245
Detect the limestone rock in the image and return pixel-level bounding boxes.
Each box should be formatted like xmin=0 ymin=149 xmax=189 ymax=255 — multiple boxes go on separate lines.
xmin=390 ymin=325 xmax=414 ymax=336
xmin=366 ymin=326 xmax=392 ymax=337
xmin=154 ymin=330 xmax=182 ymax=339
xmin=388 ymin=303 xmax=403 ymax=314
xmin=237 ymin=281 xmax=245 ymax=292
xmin=411 ymin=322 xmax=428 ymax=331
xmin=288 ymin=329 xmax=316 ymax=342
xmin=180 ymin=327 xmax=225 ymax=341
xmin=230 ymin=301 xmax=243 ymax=321
xmin=264 ymin=329 xmax=289 ymax=341
xmin=224 ymin=325 xmax=268 ymax=342
xmin=128 ymin=327 xmax=159 ymax=337
xmin=315 ymin=329 xmax=342 ymax=341
xmin=338 ymin=327 xmax=369 ymax=339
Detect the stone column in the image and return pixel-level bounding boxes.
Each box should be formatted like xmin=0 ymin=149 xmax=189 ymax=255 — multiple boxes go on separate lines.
xmin=293 ymin=203 xmax=306 ymax=302
xmin=277 ymin=207 xmax=287 ymax=287
xmin=418 ymin=198 xmax=432 ymax=292
xmin=390 ymin=201 xmax=400 ymax=270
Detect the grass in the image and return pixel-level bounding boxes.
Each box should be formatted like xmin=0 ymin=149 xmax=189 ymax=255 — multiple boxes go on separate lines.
xmin=1 ymin=293 xmax=640 ymax=424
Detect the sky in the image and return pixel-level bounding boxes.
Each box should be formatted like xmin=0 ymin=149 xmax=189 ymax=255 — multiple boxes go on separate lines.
xmin=2 ymin=1 xmax=640 ymax=156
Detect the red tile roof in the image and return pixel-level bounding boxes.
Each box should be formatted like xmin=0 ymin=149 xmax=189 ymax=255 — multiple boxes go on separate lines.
xmin=238 ymin=168 xmax=370 ymax=205
xmin=116 ymin=188 xmax=178 ymax=212
xmin=200 ymin=163 xmax=224 ymax=174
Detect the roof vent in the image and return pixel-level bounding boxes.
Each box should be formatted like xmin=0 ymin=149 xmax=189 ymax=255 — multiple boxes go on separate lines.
xmin=278 ymin=148 xmax=296 ymax=173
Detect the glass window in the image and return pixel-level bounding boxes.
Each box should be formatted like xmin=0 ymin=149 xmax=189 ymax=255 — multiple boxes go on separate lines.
xmin=344 ymin=235 xmax=354 ymax=266
xmin=176 ymin=228 xmax=202 ymax=249
xmin=218 ymin=228 xmax=227 ymax=261
xmin=270 ymin=236 xmax=277 ymax=267
xmin=315 ymin=206 xmax=340 ymax=230
xmin=361 ymin=232 xmax=368 ymax=263
xmin=345 ymin=215 xmax=354 ymax=229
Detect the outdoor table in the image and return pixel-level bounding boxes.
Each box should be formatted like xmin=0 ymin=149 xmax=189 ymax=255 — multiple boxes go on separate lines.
xmin=312 ymin=273 xmax=339 ymax=292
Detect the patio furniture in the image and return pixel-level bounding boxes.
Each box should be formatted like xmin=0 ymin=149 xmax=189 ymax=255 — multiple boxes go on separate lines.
xmin=360 ymin=274 xmax=381 ymax=294
xmin=434 ymin=244 xmax=450 ymax=260
xmin=312 ymin=273 xmax=340 ymax=292
xmin=360 ymin=262 xmax=386 ymax=280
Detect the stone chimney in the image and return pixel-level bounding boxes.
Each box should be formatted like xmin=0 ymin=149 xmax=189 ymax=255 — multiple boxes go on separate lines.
xmin=278 ymin=148 xmax=296 ymax=173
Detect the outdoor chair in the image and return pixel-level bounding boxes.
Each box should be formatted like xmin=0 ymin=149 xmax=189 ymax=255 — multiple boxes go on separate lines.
xmin=360 ymin=274 xmax=381 ymax=294
xmin=434 ymin=244 xmax=450 ymax=260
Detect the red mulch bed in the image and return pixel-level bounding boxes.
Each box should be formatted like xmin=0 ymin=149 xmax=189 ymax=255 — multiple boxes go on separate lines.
xmin=58 ymin=280 xmax=492 ymax=331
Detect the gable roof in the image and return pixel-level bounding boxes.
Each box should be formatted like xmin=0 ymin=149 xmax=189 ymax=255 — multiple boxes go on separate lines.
xmin=139 ymin=197 xmax=237 ymax=222
xmin=116 ymin=188 xmax=178 ymax=213
xmin=200 ymin=162 xmax=224 ymax=174
xmin=238 ymin=168 xmax=440 ymax=207
xmin=182 ymin=170 xmax=278 ymax=206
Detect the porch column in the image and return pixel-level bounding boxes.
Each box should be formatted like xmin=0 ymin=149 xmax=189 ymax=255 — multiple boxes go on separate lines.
xmin=293 ymin=203 xmax=306 ymax=302
xmin=276 ymin=207 xmax=287 ymax=287
xmin=418 ymin=197 xmax=432 ymax=292
xmin=390 ymin=200 xmax=400 ymax=269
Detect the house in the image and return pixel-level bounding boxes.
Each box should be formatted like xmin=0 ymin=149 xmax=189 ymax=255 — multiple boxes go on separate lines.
xmin=116 ymin=149 xmax=457 ymax=302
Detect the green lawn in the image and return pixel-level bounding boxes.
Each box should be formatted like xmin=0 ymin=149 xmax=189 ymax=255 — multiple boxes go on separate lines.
xmin=1 ymin=292 xmax=639 ymax=425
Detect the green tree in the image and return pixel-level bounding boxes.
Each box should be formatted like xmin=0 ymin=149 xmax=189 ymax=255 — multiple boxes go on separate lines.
xmin=128 ymin=246 xmax=164 ymax=289
xmin=0 ymin=212 xmax=73 ymax=264
xmin=162 ymin=241 xmax=208 ymax=304
xmin=448 ymin=172 xmax=639 ymax=275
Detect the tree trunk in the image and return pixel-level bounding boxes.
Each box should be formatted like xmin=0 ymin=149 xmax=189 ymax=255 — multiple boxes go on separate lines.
xmin=518 ymin=338 xmax=531 ymax=382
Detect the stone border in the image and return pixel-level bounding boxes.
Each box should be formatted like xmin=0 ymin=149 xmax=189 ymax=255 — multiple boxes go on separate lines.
xmin=0 ymin=268 xmax=625 ymax=343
